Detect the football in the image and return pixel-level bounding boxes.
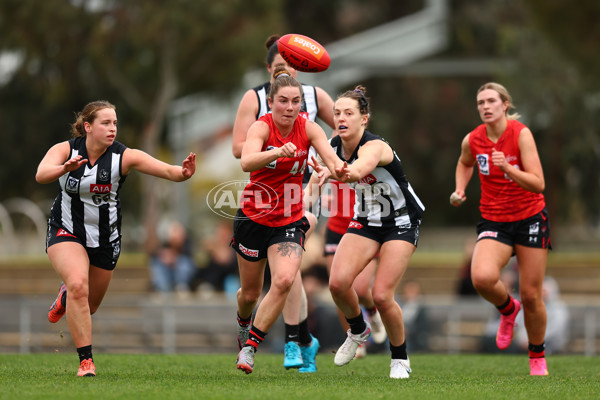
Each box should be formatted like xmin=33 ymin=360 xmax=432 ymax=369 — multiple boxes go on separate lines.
xmin=277 ymin=33 xmax=331 ymax=73
xmin=449 ymin=192 xmax=465 ymax=206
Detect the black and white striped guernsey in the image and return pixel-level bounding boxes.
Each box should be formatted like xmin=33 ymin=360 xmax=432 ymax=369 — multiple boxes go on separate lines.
xmin=330 ymin=131 xmax=425 ymax=228
xmin=48 ymin=137 xmax=128 ymax=248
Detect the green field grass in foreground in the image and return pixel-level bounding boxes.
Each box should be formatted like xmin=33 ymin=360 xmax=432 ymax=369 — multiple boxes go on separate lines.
xmin=1 ymin=353 xmax=598 ymax=400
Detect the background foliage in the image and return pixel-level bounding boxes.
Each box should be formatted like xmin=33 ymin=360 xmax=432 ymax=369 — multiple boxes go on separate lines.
xmin=1 ymin=1 xmax=598 ymax=249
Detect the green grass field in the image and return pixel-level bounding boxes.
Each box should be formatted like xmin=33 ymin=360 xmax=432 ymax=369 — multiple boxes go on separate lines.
xmin=1 ymin=353 xmax=598 ymax=400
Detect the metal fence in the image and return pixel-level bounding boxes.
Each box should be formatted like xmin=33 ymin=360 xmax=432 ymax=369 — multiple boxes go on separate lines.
xmin=1 ymin=295 xmax=598 ymax=356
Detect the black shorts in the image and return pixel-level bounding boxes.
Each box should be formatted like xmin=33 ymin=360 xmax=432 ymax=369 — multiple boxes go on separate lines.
xmin=324 ymin=228 xmax=344 ymax=256
xmin=46 ymin=223 xmax=121 ymax=271
xmin=231 ymin=209 xmax=310 ymax=262
xmin=345 ymin=220 xmax=421 ymax=246
xmin=476 ymin=208 xmax=551 ymax=249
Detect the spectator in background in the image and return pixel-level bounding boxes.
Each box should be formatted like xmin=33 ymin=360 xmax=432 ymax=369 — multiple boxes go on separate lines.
xmin=400 ymin=280 xmax=430 ymax=352
xmin=516 ymin=276 xmax=569 ymax=354
xmin=301 ymin=263 xmax=342 ymax=350
xmin=149 ymin=221 xmax=196 ymax=299
xmin=456 ymin=237 xmax=478 ymax=296
xmin=196 ymin=219 xmax=239 ymax=299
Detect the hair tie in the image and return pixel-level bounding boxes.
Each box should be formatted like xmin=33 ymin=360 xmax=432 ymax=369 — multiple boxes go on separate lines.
xmin=276 ymin=72 xmax=290 ymax=79
xmin=354 ymin=89 xmax=364 ymax=96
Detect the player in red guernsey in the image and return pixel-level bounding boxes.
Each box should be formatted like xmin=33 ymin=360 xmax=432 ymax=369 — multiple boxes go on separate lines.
xmin=451 ymin=82 xmax=551 ymax=376
xmin=234 ymin=67 xmax=348 ymax=374
xmin=231 ymin=35 xmax=336 ymax=373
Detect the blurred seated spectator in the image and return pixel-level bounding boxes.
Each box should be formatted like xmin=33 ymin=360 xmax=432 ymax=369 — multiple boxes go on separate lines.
xmin=301 ymin=262 xmax=346 ymax=351
xmin=515 ymin=276 xmax=569 ymax=354
xmin=148 ymin=221 xmax=196 ymax=299
xmin=196 ymin=220 xmax=239 ymax=299
xmin=456 ymin=236 xmax=478 ymax=296
xmin=400 ymin=280 xmax=430 ymax=352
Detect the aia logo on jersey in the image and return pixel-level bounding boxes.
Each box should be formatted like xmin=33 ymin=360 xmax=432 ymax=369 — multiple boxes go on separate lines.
xmin=57 ymin=229 xmax=76 ymax=238
xmin=358 ymin=174 xmax=377 ymax=185
xmin=348 ymin=221 xmax=363 ymax=230
xmin=296 ymin=149 xmax=308 ymax=157
xmin=91 ymin=184 xmax=112 ymax=193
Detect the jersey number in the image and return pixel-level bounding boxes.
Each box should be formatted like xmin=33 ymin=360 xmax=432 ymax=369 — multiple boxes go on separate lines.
xmin=92 ymin=193 xmax=111 ymax=205
xmin=289 ymin=160 xmax=307 ymax=175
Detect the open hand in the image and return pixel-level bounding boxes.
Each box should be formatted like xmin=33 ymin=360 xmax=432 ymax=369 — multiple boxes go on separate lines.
xmin=333 ymin=161 xmax=351 ymax=182
xmin=308 ymin=156 xmax=330 ymax=186
xmin=64 ymin=155 xmax=88 ymax=172
xmin=181 ymin=152 xmax=196 ymax=179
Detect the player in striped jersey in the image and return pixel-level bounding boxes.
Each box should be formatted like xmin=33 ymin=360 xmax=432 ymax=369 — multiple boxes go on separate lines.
xmin=37 ymin=100 xmax=196 ymax=377
xmin=309 ymin=85 xmax=424 ymax=379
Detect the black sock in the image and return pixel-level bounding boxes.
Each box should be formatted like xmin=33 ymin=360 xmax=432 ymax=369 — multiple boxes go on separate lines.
xmin=496 ymin=295 xmax=515 ymax=315
xmin=284 ymin=323 xmax=299 ymax=343
xmin=77 ymin=345 xmax=93 ymax=363
xmin=237 ymin=312 xmax=251 ymax=326
xmin=298 ymin=318 xmax=312 ymax=346
xmin=528 ymin=342 xmax=546 ymax=358
xmin=346 ymin=312 xmax=367 ymax=335
xmin=247 ymin=325 xmax=267 ymax=350
xmin=390 ymin=341 xmax=408 ymax=360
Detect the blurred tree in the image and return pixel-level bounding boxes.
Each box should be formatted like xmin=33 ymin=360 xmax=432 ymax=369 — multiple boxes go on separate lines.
xmin=496 ymin=2 xmax=600 ymax=229
xmin=0 ymin=0 xmax=282 ymax=249
xmin=283 ymin=0 xmax=424 ymax=43
xmin=0 ymin=0 xmax=598 ymax=241
xmin=523 ymin=0 xmax=600 ymax=81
